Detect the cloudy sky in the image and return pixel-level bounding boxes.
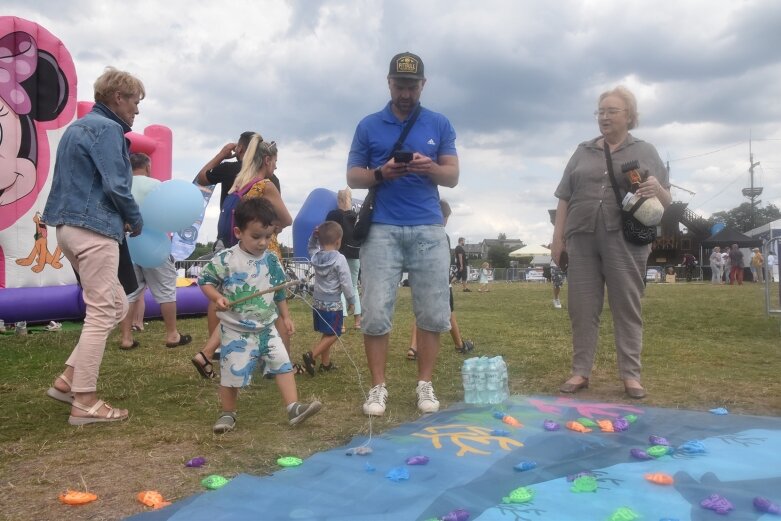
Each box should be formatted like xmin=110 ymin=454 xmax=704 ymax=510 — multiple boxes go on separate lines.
xmin=10 ymin=0 xmax=781 ymax=249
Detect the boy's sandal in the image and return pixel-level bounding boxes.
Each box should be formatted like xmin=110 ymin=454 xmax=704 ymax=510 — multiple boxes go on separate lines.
xmin=292 ymin=363 xmax=306 ymax=376
xmin=191 ymin=351 xmax=215 ymax=379
xmin=46 ymin=374 xmax=74 ymax=405
xmin=406 ymin=347 xmax=417 ymax=361
xmin=68 ymin=400 xmax=128 ymax=425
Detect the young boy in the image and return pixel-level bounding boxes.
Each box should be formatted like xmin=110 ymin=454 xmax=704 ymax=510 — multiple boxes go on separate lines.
xmin=302 ymin=221 xmax=355 ymax=376
xmin=198 ymin=197 xmax=321 ymax=432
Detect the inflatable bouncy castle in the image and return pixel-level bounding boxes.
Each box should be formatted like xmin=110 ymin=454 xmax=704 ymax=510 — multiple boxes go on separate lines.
xmin=0 ymin=16 xmax=197 ymax=324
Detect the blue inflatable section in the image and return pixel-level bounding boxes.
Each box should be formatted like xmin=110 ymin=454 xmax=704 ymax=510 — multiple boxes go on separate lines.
xmin=292 ymin=188 xmax=338 ymax=259
xmin=127 ymin=396 xmax=781 ymax=521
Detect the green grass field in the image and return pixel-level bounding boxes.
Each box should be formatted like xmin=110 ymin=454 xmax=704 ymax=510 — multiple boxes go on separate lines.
xmin=0 ymin=281 xmax=779 ymax=521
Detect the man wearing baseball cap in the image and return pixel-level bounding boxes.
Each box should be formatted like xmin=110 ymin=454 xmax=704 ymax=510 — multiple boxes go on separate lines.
xmin=347 ymin=52 xmax=459 ymax=416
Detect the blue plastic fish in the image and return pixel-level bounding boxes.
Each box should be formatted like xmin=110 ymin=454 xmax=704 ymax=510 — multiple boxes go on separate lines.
xmin=385 ymin=467 xmax=409 ymax=482
xmin=709 ymin=407 xmax=729 ymax=415
xmin=677 ymin=440 xmax=707 ymax=455
xmin=514 ymin=460 xmax=537 ymax=472
xmin=490 ymin=429 xmax=511 ymax=437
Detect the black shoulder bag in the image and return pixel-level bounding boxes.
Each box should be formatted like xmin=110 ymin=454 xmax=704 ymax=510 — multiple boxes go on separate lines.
xmin=353 ymin=104 xmax=422 ymax=243
xmin=604 ymin=143 xmax=657 ymax=246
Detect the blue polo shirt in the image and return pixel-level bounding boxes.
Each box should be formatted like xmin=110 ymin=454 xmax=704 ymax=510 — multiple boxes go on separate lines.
xmin=347 ymin=102 xmax=457 ymax=226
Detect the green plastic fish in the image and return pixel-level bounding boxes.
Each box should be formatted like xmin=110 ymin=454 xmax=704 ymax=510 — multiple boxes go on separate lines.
xmin=623 ymin=414 xmax=638 ymax=423
xmin=570 ymin=475 xmax=598 ymax=493
xmin=646 ymin=445 xmax=671 ymax=458
xmin=576 ymin=417 xmax=598 ymax=428
xmin=277 ymin=456 xmax=303 ymax=467
xmin=502 ymin=486 xmax=534 ymax=503
xmin=201 ymin=474 xmax=230 ymax=490
xmin=607 ymin=506 xmax=640 ymax=520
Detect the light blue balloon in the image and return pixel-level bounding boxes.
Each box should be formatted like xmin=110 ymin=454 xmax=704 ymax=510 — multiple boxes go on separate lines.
xmin=130 ymin=176 xmax=161 ymax=205
xmin=127 ymin=228 xmax=171 ymax=268
xmin=140 ymin=180 xmax=204 ymax=233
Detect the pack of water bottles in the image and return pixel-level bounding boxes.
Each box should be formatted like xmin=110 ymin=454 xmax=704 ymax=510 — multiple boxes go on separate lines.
xmin=461 ymin=356 xmax=509 ymax=404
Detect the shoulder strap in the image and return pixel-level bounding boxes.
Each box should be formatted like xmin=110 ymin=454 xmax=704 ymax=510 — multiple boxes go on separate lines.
xmin=388 ymin=104 xmax=422 ymax=160
xmin=603 ymin=143 xmax=624 ymax=207
xmin=237 ymin=178 xmax=267 ymax=198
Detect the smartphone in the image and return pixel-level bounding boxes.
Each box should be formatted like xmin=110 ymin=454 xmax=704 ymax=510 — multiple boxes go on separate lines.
xmin=393 ymin=151 xmax=413 ymax=163
xmin=559 ymin=251 xmax=569 ymax=272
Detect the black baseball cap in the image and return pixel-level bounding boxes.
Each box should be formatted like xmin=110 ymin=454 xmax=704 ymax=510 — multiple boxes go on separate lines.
xmin=387 ymin=52 xmax=425 ymax=80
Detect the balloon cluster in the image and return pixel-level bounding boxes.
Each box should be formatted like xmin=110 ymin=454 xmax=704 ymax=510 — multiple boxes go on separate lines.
xmin=129 ymin=179 xmax=203 ymax=267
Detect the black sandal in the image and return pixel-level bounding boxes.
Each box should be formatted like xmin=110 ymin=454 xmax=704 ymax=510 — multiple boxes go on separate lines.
xmin=406 ymin=347 xmax=417 ymax=361
xmin=191 ymin=351 xmax=215 ymax=379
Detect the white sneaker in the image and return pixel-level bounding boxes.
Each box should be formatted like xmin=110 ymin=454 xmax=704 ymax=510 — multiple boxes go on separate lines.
xmin=416 ymin=381 xmax=440 ymax=414
xmin=363 ymin=384 xmax=388 ymax=416
xmin=553 ymin=299 xmax=562 ymax=309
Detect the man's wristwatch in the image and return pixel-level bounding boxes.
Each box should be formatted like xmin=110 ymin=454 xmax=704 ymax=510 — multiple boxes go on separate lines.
xmin=374 ymin=168 xmax=383 ymax=182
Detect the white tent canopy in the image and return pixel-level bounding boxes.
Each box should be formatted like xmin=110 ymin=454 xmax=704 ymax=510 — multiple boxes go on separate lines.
xmin=509 ymin=244 xmax=551 ymax=257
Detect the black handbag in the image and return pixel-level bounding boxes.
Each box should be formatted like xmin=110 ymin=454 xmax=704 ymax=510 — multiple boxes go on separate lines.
xmin=353 ymin=105 xmax=422 ymax=243
xmin=604 ymin=143 xmax=657 ymax=246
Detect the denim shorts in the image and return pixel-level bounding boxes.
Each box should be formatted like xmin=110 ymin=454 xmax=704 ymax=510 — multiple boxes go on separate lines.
xmin=360 ymin=224 xmax=451 ymax=335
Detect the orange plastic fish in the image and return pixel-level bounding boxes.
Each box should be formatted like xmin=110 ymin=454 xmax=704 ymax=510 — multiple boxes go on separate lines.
xmin=137 ymin=490 xmax=172 ymax=509
xmin=597 ymin=419 xmax=615 ymax=433
xmin=59 ymin=490 xmax=98 ymax=505
xmin=503 ymin=415 xmax=523 ymax=428
xmin=566 ymin=421 xmax=592 ymax=433
xmin=644 ymin=473 xmax=674 ymax=485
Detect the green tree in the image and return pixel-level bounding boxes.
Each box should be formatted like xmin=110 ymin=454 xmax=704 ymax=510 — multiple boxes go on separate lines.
xmin=189 ymin=242 xmax=214 ymax=260
xmin=708 ymin=203 xmax=781 ymax=232
xmin=497 ymin=232 xmax=507 ymax=241
xmin=488 ymin=244 xmax=511 ymax=268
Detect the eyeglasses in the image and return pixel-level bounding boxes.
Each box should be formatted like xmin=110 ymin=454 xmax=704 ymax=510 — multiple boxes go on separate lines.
xmin=594 ymin=108 xmax=626 ymax=119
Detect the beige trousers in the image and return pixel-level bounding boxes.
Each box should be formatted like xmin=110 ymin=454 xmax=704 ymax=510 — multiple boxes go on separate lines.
xmin=566 ymin=213 xmax=650 ymax=381
xmin=57 ymin=226 xmax=128 ymax=392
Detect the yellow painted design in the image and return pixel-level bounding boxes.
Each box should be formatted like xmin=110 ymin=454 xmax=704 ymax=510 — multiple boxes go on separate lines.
xmin=411 ymin=424 xmax=523 ymax=457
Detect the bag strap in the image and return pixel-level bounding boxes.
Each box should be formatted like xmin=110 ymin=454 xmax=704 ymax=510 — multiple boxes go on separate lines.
xmin=387 ymin=103 xmax=422 ymax=161
xmin=603 ymin=142 xmax=625 ymax=207
xmin=236 ymin=178 xmax=267 ymax=198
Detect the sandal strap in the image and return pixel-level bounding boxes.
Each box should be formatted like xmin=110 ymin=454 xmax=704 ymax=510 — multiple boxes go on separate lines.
xmin=72 ymin=399 xmax=123 ymax=419
xmin=57 ymin=373 xmax=73 ymax=388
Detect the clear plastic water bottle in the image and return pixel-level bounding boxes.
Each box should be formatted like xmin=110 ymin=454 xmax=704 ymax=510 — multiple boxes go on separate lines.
xmin=461 ymin=358 xmax=477 ymax=404
xmin=496 ymin=356 xmax=509 ymax=402
xmin=486 ymin=357 xmax=501 ymax=404
xmin=475 ymin=357 xmax=489 ymax=404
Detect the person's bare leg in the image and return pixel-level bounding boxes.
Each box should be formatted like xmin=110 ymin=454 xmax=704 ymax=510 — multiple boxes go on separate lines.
xmin=133 ymin=297 xmax=146 ymax=330
xmin=415 ymin=328 xmax=440 ymax=382
xmin=119 ymin=304 xmax=136 ymax=348
xmin=365 ymin=334 xmax=389 ymax=386
xmin=311 ymin=335 xmax=338 ymax=362
xmin=199 ymin=328 xmax=221 ymax=358
xmin=159 ymin=301 xmax=181 ymax=344
xmin=274 ymin=372 xmax=298 ymax=406
xmin=275 ymin=315 xmax=291 ymax=355
xmin=206 ymin=301 xmax=219 ymax=335
xmin=218 ymin=386 xmax=238 ymax=412
xmin=449 ymin=312 xmax=463 ymax=349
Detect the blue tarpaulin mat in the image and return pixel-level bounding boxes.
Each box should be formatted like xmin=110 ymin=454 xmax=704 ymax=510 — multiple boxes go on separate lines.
xmin=127 ymin=396 xmax=781 ymax=520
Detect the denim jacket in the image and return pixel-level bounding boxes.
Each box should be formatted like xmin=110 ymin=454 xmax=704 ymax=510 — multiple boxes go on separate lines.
xmin=42 ymin=103 xmax=142 ymax=242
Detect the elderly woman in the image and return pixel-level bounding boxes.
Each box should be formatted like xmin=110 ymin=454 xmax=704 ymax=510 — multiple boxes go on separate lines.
xmin=551 ymin=86 xmax=671 ymax=399
xmin=42 ymin=67 xmax=145 ymax=423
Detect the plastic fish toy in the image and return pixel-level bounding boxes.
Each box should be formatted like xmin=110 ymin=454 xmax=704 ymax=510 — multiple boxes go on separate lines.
xmin=136 ymin=490 xmax=172 ymax=509
xmin=677 ymin=440 xmax=706 ymax=455
xmin=566 ymin=421 xmax=592 ymax=433
xmin=503 ymin=415 xmax=522 ymax=428
xmin=406 ymin=455 xmax=430 ymax=465
xmin=543 ymin=419 xmax=560 ymax=431
xmin=185 ymin=456 xmax=206 ymax=467
xmin=576 ymin=417 xmax=598 ymax=428
xmin=648 ymin=435 xmax=670 ymax=446
xmin=346 ymin=446 xmax=373 ymax=456
xmin=701 ymin=493 xmax=733 ymax=514
xmin=607 ymin=507 xmax=640 ymax=521
xmin=59 ymin=490 xmax=98 ymax=505
xmin=644 ymin=473 xmax=674 ymax=485
xmin=570 ymin=475 xmax=598 ymax=493
xmin=201 ymin=475 xmax=230 ymax=490
xmin=597 ymin=419 xmax=615 ymax=432
xmin=386 ymin=467 xmax=409 ymax=482
xmin=490 ymin=429 xmax=511 ymax=437
xmin=502 ymin=486 xmax=534 ymax=504
xmin=646 ymin=445 xmax=672 ymax=458
xmin=513 ymin=461 xmax=537 ymax=472
xmin=612 ymin=418 xmax=630 ymax=432
xmin=709 ymin=407 xmax=729 ymax=415
xmin=277 ymin=456 xmax=303 ymax=467
xmin=492 ymin=411 xmax=506 ymax=420
xmin=753 ymin=496 xmax=781 ymax=515
xmin=629 ymin=448 xmax=652 ymax=460
xmin=441 ymin=508 xmax=470 ymax=521
xmin=623 ymin=414 xmax=638 ymax=423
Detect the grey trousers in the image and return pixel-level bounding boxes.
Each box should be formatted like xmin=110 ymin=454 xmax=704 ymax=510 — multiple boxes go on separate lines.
xmin=566 ymin=214 xmax=650 ymax=381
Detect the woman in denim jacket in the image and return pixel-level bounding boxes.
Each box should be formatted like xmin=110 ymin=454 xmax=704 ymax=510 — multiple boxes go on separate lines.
xmin=42 ymin=67 xmax=145 ymax=425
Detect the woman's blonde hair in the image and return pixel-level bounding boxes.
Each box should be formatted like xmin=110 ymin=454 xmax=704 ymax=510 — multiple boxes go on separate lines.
xmin=230 ymin=133 xmax=278 ymax=193
xmin=599 ymin=85 xmax=639 ymax=129
xmin=337 ymin=188 xmax=352 ymax=210
xmin=94 ymin=66 xmax=145 ymax=104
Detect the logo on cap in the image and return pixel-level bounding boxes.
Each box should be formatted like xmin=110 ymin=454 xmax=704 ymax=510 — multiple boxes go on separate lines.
xmin=396 ymin=56 xmax=419 ymax=75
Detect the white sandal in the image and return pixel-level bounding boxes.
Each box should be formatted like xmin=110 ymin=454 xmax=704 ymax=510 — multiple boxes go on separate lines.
xmin=46 ymin=374 xmax=74 ymax=405
xmin=68 ymin=400 xmax=128 ymax=425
